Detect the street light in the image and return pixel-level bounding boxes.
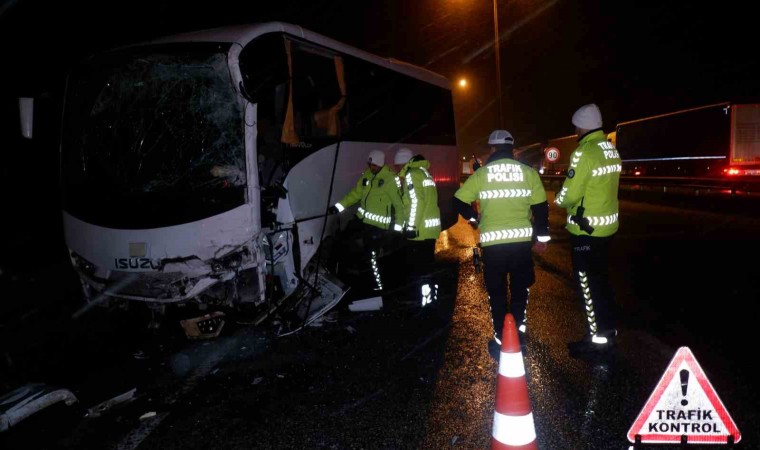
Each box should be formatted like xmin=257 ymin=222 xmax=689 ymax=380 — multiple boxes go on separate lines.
xmin=492 ymin=0 xmax=503 ymax=128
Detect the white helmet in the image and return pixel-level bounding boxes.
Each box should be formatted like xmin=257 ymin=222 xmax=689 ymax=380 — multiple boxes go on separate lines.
xmin=488 ymin=129 xmax=514 ymax=145
xmin=572 ymin=103 xmax=603 ymax=130
xmin=367 ymin=150 xmax=385 ymax=166
xmin=394 ymin=148 xmax=414 ymax=165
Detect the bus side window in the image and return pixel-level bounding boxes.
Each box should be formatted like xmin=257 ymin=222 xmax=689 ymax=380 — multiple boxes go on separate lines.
xmin=290 ymin=42 xmax=347 ymax=139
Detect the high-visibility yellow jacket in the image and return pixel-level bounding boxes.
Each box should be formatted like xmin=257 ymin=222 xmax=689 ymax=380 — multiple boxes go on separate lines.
xmin=398 ymin=157 xmax=441 ymax=241
xmin=554 ymin=130 xmax=621 ymax=237
xmin=455 ymin=154 xmax=548 ymax=247
xmin=335 ymin=165 xmax=405 ymax=231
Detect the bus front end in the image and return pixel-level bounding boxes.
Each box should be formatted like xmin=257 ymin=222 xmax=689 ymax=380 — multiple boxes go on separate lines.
xmin=60 ymin=43 xmax=268 ymax=315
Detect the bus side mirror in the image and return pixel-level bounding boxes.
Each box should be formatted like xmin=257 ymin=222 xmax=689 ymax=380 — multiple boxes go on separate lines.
xmin=19 ymin=97 xmax=34 ymax=139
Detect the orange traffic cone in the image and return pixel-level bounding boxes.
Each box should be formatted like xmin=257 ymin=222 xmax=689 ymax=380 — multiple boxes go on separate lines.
xmin=491 ymin=313 xmax=538 ymax=450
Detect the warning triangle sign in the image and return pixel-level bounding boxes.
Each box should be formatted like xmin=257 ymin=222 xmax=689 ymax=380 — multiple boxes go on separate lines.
xmin=627 ymin=347 xmax=741 ymax=444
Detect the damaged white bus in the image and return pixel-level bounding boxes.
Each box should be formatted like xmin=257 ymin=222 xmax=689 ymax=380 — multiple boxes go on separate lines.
xmin=30 ymin=22 xmax=459 ymax=331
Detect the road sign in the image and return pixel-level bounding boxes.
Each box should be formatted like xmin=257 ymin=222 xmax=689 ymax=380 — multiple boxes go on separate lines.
xmin=627 ymin=347 xmax=741 ymax=445
xmin=545 ymin=147 xmax=560 ymax=163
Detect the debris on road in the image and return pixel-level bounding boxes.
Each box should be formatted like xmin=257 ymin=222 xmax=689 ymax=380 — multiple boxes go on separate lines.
xmin=0 ymin=383 xmax=78 ymax=432
xmin=138 ymin=411 xmax=157 ymax=420
xmin=348 ymin=296 xmax=383 ymax=312
xmin=85 ymin=388 xmax=137 ymax=419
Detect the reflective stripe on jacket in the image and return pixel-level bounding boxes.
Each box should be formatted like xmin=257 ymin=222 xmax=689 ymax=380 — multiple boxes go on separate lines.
xmin=336 ymin=165 xmax=405 ymax=230
xmin=554 ymin=130 xmax=621 ymax=237
xmin=455 ymin=155 xmax=547 ymax=247
xmin=398 ymin=158 xmax=441 ymax=241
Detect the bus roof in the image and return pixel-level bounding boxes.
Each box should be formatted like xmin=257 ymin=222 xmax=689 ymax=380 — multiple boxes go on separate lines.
xmin=134 ymin=22 xmax=451 ymax=90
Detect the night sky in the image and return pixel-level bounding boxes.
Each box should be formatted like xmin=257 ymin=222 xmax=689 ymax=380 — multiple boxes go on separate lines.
xmin=1 ymin=0 xmax=759 ymax=155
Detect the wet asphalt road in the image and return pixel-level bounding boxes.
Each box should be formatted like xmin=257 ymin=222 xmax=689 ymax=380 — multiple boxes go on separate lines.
xmin=1 ymin=190 xmax=760 ymax=449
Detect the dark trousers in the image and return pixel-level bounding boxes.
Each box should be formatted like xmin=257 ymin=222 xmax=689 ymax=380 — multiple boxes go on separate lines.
xmin=403 ymin=239 xmax=437 ymax=303
xmin=570 ymin=234 xmax=616 ymax=336
xmin=482 ymin=241 xmax=535 ymax=340
xmin=340 ymin=218 xmax=400 ymax=293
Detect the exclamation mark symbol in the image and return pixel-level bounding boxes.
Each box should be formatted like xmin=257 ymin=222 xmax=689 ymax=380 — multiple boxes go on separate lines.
xmin=680 ymin=369 xmax=690 ymax=406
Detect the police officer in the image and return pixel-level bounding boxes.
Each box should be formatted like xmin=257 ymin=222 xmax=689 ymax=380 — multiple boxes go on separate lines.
xmin=393 ymin=148 xmax=441 ymax=307
xmin=453 ymin=130 xmax=550 ymax=361
xmin=554 ymin=103 xmax=621 ymax=358
xmin=328 ymin=150 xmax=406 ymax=292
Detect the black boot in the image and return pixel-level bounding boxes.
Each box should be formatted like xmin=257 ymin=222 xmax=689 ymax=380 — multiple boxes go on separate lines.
xmin=568 ymin=329 xmax=617 ymax=359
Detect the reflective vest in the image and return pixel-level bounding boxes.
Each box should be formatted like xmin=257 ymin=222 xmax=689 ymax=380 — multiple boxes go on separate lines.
xmin=554 ymin=130 xmax=621 ymax=237
xmin=335 ymin=165 xmax=405 ymax=231
xmin=398 ymin=158 xmax=441 ymax=241
xmin=455 ymin=155 xmax=547 ymax=247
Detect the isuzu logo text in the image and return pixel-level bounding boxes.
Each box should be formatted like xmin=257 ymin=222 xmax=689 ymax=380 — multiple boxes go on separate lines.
xmin=114 ymin=258 xmax=158 ymax=269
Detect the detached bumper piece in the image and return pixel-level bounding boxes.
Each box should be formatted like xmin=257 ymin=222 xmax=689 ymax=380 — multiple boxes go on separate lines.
xmin=348 ymin=296 xmax=383 ymax=312
xmin=180 ymin=311 xmax=226 ymax=340
xmin=0 ymin=383 xmax=79 ymax=432
xmin=295 ymin=271 xmax=350 ymax=325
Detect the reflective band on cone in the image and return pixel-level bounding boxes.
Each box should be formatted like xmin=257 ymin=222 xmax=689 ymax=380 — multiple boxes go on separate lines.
xmin=492 ymin=313 xmax=538 ymax=450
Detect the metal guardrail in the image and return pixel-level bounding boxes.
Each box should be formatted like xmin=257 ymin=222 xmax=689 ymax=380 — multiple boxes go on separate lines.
xmin=458 ymin=172 xmax=760 ymax=217
xmin=461 ymin=172 xmax=760 ymax=197
xmin=540 ymin=175 xmax=760 ymax=198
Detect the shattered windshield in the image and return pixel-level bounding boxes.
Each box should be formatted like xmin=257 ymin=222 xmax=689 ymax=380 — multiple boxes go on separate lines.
xmin=61 ymin=43 xmax=246 ymax=229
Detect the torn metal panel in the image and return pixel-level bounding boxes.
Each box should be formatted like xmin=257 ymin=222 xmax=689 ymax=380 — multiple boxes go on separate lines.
xmin=276 ymin=270 xmax=349 ymax=337
xmin=0 ymin=383 xmax=79 ymax=432
xmin=160 ymin=257 xmax=211 ymax=278
xmin=296 ymin=271 xmax=349 ymax=326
